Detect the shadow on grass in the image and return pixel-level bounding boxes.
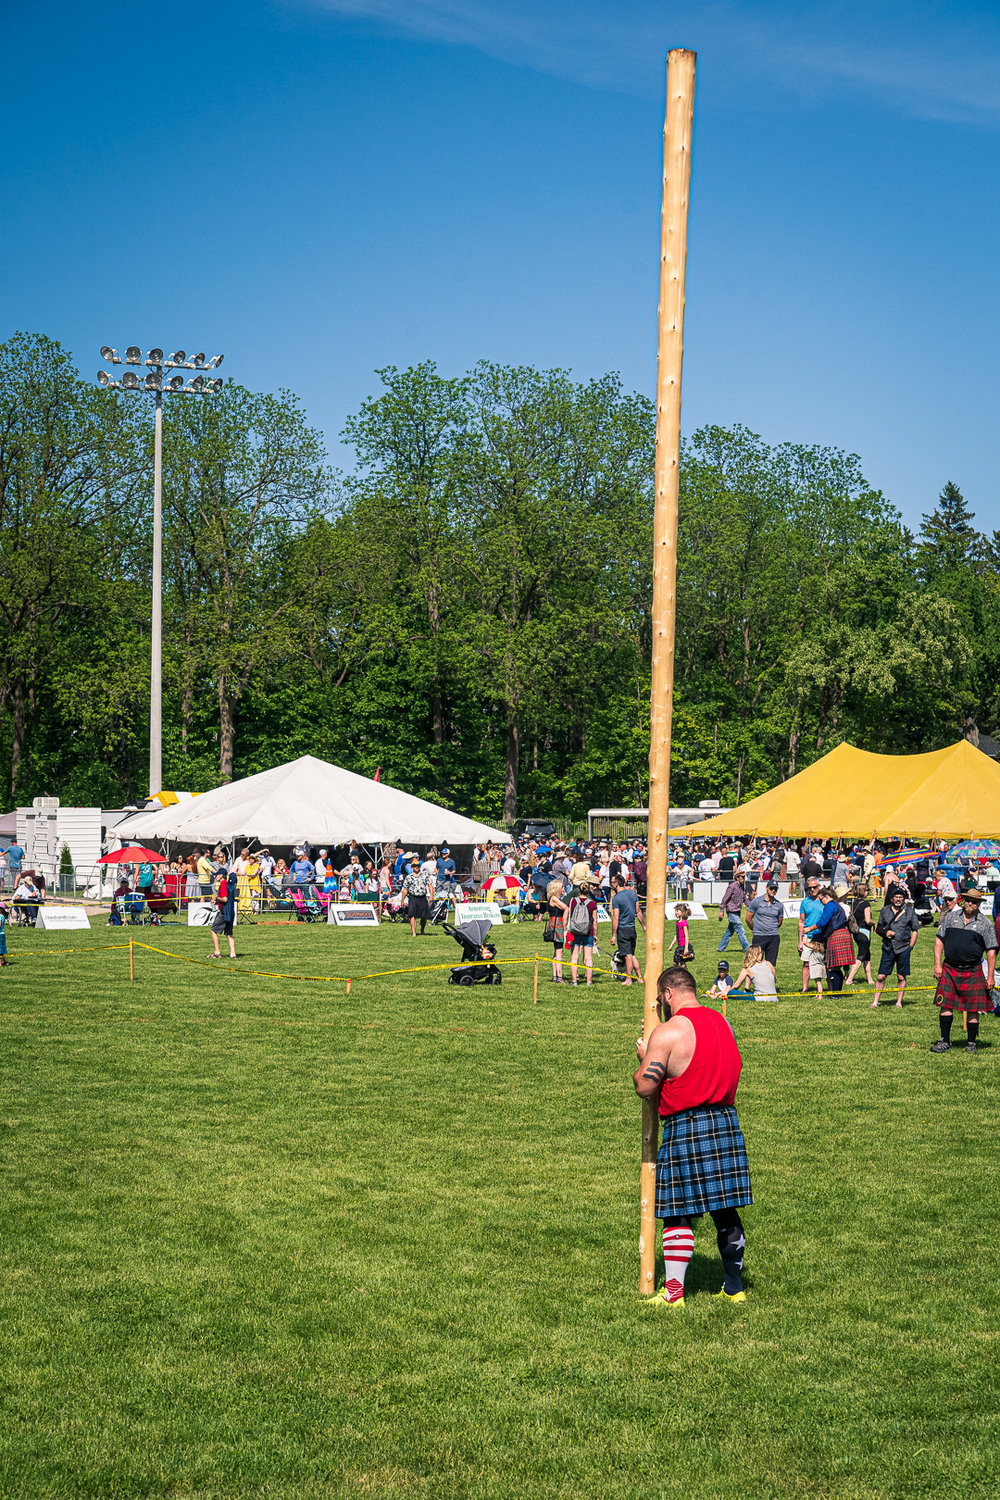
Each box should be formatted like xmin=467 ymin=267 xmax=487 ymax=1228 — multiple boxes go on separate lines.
xmin=655 ymin=1251 xmax=753 ymax=1299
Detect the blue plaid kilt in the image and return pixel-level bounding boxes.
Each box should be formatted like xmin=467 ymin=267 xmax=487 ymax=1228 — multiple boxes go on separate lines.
xmin=655 ymin=1104 xmax=753 ymax=1218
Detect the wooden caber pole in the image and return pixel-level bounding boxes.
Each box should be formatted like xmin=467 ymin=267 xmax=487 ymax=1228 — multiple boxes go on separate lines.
xmin=641 ymin=46 xmax=697 ymax=1297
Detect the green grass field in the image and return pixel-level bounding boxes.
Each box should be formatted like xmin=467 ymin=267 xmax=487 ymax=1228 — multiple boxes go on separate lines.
xmin=1 ymin=909 xmax=997 ymax=1498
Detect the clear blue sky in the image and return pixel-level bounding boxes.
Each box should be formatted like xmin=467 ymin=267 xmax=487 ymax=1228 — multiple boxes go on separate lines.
xmin=4 ymin=0 xmax=999 ymax=526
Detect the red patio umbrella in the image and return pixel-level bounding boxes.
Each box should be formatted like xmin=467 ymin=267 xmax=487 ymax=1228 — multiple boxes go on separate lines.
xmin=97 ymin=845 xmax=167 ymax=865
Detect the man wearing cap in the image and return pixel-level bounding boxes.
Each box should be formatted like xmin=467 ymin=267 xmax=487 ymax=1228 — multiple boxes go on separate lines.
xmin=930 ymin=889 xmax=997 ymax=1053
xmin=746 ymin=880 xmax=784 ymax=968
xmin=871 ymin=887 xmax=921 ymax=1008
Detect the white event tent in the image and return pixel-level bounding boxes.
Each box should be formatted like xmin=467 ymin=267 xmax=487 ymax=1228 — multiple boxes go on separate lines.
xmin=120 ymin=754 xmax=511 ymax=849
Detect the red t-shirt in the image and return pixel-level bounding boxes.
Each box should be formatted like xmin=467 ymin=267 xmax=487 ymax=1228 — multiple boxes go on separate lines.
xmin=658 ymin=1005 xmax=743 ymax=1118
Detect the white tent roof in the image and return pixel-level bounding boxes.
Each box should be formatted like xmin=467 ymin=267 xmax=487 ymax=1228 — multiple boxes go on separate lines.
xmin=120 ymin=755 xmax=511 ymax=848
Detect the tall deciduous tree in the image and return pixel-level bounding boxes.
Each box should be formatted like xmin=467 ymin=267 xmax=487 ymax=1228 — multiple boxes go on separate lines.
xmin=0 ymin=332 xmax=145 ymax=797
xmin=162 ymin=384 xmax=330 ymax=782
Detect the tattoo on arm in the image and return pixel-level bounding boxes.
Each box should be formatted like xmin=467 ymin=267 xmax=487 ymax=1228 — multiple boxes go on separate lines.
xmin=642 ymin=1060 xmax=666 ymax=1083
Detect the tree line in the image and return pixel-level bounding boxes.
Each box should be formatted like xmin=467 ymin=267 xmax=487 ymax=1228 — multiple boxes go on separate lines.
xmin=1 ymin=331 xmax=997 ymax=821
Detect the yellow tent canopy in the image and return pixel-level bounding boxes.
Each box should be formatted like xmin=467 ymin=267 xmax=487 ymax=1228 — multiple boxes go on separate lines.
xmin=150 ymin=789 xmax=201 ymax=808
xmin=688 ymin=740 xmax=1000 ymax=841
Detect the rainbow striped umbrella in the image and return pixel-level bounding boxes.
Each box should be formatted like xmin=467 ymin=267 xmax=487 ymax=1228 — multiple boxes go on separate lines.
xmin=873 ymin=848 xmax=936 ymax=869
xmin=947 ymin=840 xmax=1000 ymax=861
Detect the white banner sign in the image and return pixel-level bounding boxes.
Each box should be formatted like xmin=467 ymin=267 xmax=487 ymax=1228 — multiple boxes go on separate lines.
xmin=782 ymin=900 xmax=802 ymax=918
xmin=455 ymin=901 xmax=504 ymax=927
xmin=596 ymin=907 xmax=612 ymax=922
xmin=665 ymin=902 xmax=708 ymax=920
xmin=187 ymin=901 xmax=216 ymax=927
xmin=35 ymin=905 xmax=90 ymax=931
xmin=328 ymin=903 xmax=380 ymax=928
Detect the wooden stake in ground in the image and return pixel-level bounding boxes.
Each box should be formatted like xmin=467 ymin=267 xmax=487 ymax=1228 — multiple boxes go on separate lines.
xmin=641 ymin=46 xmax=696 ymax=1298
xmin=129 ymin=937 xmax=134 ymax=982
xmin=533 ymin=953 xmax=539 ymax=1005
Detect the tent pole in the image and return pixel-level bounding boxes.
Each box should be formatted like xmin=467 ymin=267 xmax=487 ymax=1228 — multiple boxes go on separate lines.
xmin=642 ymin=46 xmax=696 ymax=1299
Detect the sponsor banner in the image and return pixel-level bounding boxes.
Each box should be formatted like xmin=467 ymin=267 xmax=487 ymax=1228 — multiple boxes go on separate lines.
xmin=665 ymin=902 xmax=708 ymax=920
xmin=328 ymin=904 xmax=380 ymax=928
xmin=35 ymin=905 xmax=90 ymax=931
xmin=455 ymin=901 xmax=504 ymax=927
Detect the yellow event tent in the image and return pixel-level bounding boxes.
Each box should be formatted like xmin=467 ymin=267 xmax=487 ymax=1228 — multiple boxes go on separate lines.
xmin=689 ymin=740 xmax=1000 ymax=841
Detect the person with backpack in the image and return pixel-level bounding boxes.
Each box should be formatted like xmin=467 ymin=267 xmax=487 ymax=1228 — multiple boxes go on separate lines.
xmin=845 ymin=889 xmax=874 ymax=987
xmin=210 ymin=866 xmax=238 ymax=959
xmin=566 ymin=880 xmax=598 ymax=988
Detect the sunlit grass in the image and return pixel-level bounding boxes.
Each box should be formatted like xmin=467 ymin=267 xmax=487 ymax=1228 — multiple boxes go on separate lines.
xmin=0 ymin=911 xmax=995 ymax=1498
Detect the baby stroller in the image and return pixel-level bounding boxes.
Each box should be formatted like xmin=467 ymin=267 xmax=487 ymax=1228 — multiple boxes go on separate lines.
xmin=428 ymin=888 xmax=453 ymax=927
xmin=443 ymin=920 xmax=502 ymax=986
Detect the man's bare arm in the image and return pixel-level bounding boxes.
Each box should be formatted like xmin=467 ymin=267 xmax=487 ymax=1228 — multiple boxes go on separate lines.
xmin=634 ymin=1023 xmax=674 ymax=1098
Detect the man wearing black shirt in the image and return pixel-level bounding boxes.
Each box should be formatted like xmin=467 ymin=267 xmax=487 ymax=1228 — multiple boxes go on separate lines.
xmin=800 ymin=851 xmax=824 ymax=884
xmin=930 ymin=890 xmax=997 ymax=1053
xmin=717 ymin=848 xmax=736 ymax=882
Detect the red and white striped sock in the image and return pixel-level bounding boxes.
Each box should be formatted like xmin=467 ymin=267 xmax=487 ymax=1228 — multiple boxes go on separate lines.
xmin=662 ymin=1225 xmax=695 ymax=1302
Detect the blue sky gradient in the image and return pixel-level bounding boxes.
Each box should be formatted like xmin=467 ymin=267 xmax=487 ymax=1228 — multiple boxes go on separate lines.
xmin=3 ymin=0 xmax=998 ymax=524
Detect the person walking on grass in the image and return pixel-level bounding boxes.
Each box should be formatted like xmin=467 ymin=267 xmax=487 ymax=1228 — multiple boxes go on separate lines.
xmin=401 ymin=860 xmax=432 ymax=937
xmin=210 ymin=866 xmax=237 ymax=960
xmin=610 ymin=873 xmax=645 ymax=986
xmin=634 ymin=966 xmax=752 ymax=1307
xmin=717 ymin=874 xmax=750 ymax=954
xmin=798 ymin=875 xmax=826 ymax=996
xmin=546 ymin=879 xmax=570 ymax=983
xmin=845 ymin=888 xmax=875 ymax=987
xmin=746 ymin=879 xmax=784 ymax=967
xmin=566 ymin=880 xmax=598 ymax=987
xmin=930 ymin=889 xmax=997 ymax=1054
xmin=871 ymin=887 xmax=920 ymax=1008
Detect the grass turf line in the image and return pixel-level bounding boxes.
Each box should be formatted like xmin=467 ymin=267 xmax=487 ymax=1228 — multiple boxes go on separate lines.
xmin=0 ymin=914 xmax=997 ymax=1498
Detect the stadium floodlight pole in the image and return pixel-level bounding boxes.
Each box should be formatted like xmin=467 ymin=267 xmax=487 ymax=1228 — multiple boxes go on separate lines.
xmin=641 ymin=48 xmax=696 ymax=1297
xmin=97 ymin=346 xmax=225 ymax=797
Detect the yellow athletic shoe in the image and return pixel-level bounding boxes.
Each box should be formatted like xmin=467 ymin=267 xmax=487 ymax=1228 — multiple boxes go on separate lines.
xmin=714 ymin=1289 xmax=746 ymax=1303
xmin=646 ymin=1288 xmax=685 ymax=1308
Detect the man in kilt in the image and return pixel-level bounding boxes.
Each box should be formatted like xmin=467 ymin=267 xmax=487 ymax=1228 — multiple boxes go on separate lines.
xmin=634 ymin=966 xmax=752 ymax=1306
xmin=930 ymin=888 xmax=997 ymax=1054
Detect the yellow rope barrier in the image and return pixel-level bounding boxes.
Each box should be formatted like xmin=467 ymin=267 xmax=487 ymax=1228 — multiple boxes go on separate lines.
xmin=4 ymin=939 xmax=949 ymax=999
xmin=11 ymin=943 xmax=133 ymax=957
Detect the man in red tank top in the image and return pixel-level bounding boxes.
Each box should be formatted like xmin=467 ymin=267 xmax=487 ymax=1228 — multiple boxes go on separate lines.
xmin=634 ymin=966 xmax=753 ymax=1306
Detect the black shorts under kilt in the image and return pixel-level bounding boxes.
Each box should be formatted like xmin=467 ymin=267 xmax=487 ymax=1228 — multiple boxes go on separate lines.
xmin=655 ymin=1104 xmax=753 ymax=1219
xmin=935 ymin=964 xmax=991 ymax=1014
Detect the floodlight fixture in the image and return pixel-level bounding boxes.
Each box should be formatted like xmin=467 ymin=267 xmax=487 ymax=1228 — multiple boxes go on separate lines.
xmin=94 ymin=340 xmax=231 ymax=807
